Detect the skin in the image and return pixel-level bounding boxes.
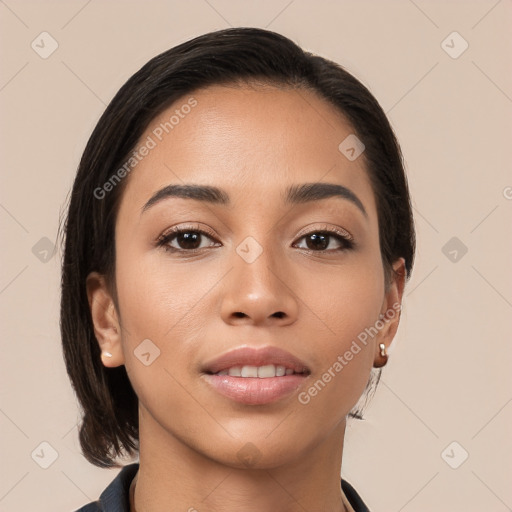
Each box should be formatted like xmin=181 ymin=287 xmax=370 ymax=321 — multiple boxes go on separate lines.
xmin=87 ymin=83 xmax=405 ymax=512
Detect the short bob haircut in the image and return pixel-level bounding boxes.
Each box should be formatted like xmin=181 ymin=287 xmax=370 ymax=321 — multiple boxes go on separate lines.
xmin=60 ymin=27 xmax=415 ymax=468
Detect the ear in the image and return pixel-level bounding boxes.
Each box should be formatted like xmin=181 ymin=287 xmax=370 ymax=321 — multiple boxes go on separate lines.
xmin=373 ymin=258 xmax=406 ymax=368
xmin=86 ymin=271 xmax=125 ymax=367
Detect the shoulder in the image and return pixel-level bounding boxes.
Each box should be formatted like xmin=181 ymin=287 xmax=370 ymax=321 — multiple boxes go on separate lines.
xmin=341 ymin=478 xmax=371 ymax=512
xmin=73 ymin=463 xmax=139 ymax=512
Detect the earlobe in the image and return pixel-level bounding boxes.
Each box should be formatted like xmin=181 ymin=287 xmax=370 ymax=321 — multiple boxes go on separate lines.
xmin=373 ymin=258 xmax=406 ymax=368
xmin=86 ymin=271 xmax=125 ymax=367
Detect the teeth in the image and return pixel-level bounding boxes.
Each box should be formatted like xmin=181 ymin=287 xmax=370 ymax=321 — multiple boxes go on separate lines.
xmin=257 ymin=364 xmax=275 ymax=378
xmin=215 ymin=364 xmax=301 ymax=378
xmin=241 ymin=366 xmax=258 ymax=377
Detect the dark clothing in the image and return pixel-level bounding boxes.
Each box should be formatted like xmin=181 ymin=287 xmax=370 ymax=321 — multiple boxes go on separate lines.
xmin=75 ymin=463 xmax=370 ymax=511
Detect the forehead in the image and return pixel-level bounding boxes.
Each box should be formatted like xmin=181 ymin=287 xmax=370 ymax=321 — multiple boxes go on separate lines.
xmin=118 ymin=83 xmax=377 ymax=219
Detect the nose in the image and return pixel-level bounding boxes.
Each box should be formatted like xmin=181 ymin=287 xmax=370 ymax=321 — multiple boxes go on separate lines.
xmin=219 ymin=242 xmax=299 ymax=327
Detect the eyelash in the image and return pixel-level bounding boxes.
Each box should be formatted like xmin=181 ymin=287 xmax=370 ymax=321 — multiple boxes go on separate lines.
xmin=156 ymin=224 xmax=355 ymax=254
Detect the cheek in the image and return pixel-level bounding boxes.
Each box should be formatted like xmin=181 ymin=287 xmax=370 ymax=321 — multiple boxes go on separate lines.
xmin=113 ymin=253 xmax=212 ymax=427
xmin=311 ymin=254 xmax=385 ymax=345
xmin=113 ymin=247 xmax=217 ymax=387
xmin=298 ymin=255 xmax=384 ymax=409
xmin=115 ymin=245 xmax=209 ymax=335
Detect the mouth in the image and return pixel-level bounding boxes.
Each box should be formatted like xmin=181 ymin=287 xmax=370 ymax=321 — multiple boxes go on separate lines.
xmin=201 ymin=346 xmax=311 ymax=405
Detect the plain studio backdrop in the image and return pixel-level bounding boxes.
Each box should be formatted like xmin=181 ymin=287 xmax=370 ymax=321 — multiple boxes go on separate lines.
xmin=0 ymin=1 xmax=511 ymax=511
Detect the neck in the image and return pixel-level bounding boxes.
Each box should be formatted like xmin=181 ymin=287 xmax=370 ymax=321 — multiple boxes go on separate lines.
xmin=131 ymin=405 xmax=349 ymax=512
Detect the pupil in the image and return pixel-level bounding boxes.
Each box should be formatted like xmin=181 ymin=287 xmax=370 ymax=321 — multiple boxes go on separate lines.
xmin=307 ymin=233 xmax=328 ymax=250
xmin=178 ymin=232 xmax=200 ymax=249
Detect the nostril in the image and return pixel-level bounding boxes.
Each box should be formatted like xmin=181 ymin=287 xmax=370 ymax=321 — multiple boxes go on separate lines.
xmin=272 ymin=311 xmax=285 ymax=319
xmin=233 ymin=312 xmax=246 ymax=318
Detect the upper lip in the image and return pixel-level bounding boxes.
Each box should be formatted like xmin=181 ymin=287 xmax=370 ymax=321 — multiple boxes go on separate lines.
xmin=202 ymin=346 xmax=310 ymax=375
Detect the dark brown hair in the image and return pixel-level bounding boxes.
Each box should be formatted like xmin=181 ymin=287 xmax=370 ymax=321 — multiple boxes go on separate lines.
xmin=60 ymin=27 xmax=415 ymax=468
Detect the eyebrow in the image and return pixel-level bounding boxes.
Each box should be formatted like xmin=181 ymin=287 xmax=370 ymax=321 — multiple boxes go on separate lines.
xmin=141 ymin=182 xmax=367 ymax=217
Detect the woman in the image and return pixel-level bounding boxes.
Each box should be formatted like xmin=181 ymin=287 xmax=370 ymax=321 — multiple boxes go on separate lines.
xmin=61 ymin=27 xmax=415 ymax=512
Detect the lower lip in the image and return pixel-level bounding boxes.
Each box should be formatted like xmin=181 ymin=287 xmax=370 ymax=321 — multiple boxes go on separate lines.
xmin=202 ymin=374 xmax=308 ymax=405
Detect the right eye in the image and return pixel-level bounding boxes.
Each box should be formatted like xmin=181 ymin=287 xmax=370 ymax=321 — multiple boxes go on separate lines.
xmin=156 ymin=225 xmax=221 ymax=253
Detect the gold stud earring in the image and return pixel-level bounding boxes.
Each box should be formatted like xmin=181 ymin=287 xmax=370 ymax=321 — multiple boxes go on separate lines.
xmin=379 ymin=343 xmax=386 ymax=358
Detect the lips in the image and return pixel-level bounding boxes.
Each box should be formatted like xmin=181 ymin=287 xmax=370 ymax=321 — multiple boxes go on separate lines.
xmin=201 ymin=346 xmax=311 ymax=405
xmin=202 ymin=346 xmax=311 ymax=375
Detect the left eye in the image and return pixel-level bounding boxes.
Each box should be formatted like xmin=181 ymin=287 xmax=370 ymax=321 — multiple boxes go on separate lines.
xmin=294 ymin=231 xmax=353 ymax=251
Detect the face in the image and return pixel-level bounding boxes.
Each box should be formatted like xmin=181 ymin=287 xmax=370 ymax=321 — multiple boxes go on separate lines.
xmin=88 ymin=83 xmax=404 ymax=469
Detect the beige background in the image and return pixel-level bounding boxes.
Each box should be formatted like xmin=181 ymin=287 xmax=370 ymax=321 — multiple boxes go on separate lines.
xmin=1 ymin=1 xmax=511 ymax=511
